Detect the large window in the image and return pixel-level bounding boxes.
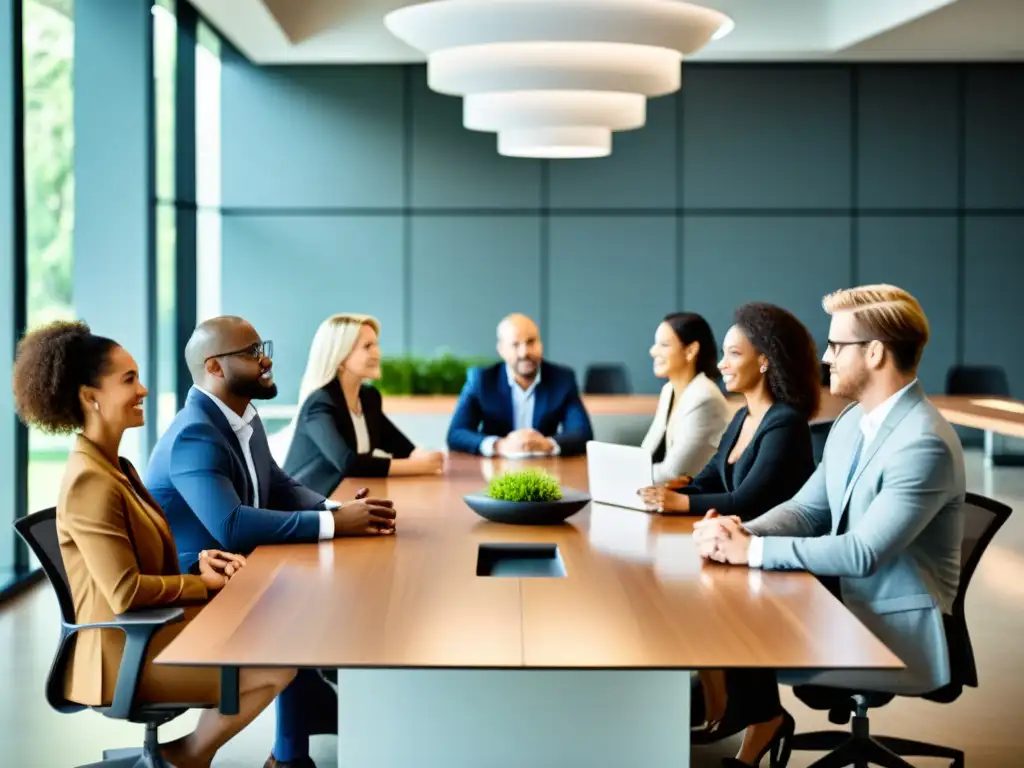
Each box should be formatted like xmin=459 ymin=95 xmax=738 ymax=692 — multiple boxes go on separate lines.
xmin=196 ymin=19 xmax=221 ymax=321
xmin=154 ymin=0 xmax=177 ymax=434
xmin=23 ymin=0 xmax=75 ymax=521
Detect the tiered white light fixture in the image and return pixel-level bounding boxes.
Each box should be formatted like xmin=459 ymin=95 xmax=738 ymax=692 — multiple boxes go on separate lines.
xmin=384 ymin=0 xmax=734 ymax=159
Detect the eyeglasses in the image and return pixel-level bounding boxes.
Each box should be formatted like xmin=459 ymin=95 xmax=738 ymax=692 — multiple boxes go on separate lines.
xmin=825 ymin=339 xmax=875 ymax=356
xmin=204 ymin=340 xmax=273 ymax=362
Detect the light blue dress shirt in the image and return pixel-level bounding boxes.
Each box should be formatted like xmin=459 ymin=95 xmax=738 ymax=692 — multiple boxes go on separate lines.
xmin=480 ymin=365 xmax=561 ymax=457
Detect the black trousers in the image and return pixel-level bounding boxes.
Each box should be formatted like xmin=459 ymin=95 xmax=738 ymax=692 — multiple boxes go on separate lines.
xmin=691 ymin=670 xmax=784 ymax=735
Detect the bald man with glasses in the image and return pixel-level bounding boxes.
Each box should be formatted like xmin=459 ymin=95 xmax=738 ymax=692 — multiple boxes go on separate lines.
xmin=145 ymin=315 xmax=398 ymax=768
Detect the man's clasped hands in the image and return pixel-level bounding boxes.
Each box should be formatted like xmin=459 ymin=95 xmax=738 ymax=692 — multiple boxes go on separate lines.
xmin=692 ymin=508 xmax=754 ymax=567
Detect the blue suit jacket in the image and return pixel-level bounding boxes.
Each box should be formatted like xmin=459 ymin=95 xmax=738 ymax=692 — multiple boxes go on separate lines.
xmin=144 ymin=388 xmax=330 ymax=571
xmin=446 ymin=361 xmax=594 ymax=456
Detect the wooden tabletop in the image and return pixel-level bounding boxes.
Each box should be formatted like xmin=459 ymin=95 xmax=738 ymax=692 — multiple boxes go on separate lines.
xmin=930 ymin=395 xmax=1024 ymax=438
xmin=157 ymin=456 xmax=901 ymax=672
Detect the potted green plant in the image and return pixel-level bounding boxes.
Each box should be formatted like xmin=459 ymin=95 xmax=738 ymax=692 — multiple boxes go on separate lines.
xmin=464 ymin=468 xmax=590 ymax=525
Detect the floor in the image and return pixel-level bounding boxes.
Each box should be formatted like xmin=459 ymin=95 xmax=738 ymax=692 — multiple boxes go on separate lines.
xmin=1 ymin=449 xmax=1022 ymax=767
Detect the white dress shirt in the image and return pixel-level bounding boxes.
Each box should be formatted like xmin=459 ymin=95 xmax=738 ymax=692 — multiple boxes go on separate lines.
xmin=480 ymin=365 xmax=562 ymax=457
xmin=747 ymin=379 xmax=919 ymax=568
xmin=351 ymin=411 xmax=371 ymax=454
xmin=196 ymin=388 xmax=337 ymax=540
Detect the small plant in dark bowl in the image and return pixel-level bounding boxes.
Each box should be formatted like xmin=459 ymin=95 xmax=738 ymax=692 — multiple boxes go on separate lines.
xmin=465 ymin=469 xmax=589 ymax=526
xmin=486 ymin=469 xmax=564 ymax=503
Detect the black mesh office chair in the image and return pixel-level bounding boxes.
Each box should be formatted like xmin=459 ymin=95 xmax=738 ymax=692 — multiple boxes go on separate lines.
xmin=945 ymin=365 xmax=1011 ymax=398
xmin=13 ymin=508 xmax=209 ymax=768
xmin=809 ymin=420 xmax=833 ymax=467
xmin=583 ymin=364 xmax=631 ymax=395
xmin=788 ymin=492 xmax=1011 ymax=768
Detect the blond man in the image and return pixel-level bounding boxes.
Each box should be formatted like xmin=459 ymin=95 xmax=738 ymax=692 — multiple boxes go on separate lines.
xmin=692 ymin=285 xmax=965 ymax=766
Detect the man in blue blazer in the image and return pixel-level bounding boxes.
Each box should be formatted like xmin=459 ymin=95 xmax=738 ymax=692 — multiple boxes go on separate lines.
xmin=145 ymin=316 xmax=397 ymax=768
xmin=447 ymin=313 xmax=594 ymax=457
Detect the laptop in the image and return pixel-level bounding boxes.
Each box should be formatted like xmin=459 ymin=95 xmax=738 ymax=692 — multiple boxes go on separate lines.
xmin=586 ymin=440 xmax=654 ymax=512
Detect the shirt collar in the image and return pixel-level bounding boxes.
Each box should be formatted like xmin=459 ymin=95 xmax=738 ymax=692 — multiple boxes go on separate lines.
xmin=195 ymin=386 xmax=257 ymax=432
xmin=860 ymin=378 xmax=918 ymax=442
xmin=505 ymin=363 xmax=541 ymax=396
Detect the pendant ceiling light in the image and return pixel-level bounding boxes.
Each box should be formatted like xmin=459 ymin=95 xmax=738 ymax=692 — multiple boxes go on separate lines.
xmin=385 ymin=0 xmax=734 ymax=159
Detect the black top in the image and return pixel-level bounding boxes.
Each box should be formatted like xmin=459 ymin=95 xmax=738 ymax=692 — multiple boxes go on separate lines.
xmin=680 ymin=402 xmax=814 ymax=521
xmin=282 ymin=380 xmax=415 ymax=495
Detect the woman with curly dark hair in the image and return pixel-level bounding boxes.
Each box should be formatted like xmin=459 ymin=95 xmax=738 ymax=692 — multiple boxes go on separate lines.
xmin=638 ymin=302 xmax=820 ymax=520
xmin=13 ymin=321 xmax=295 ymax=768
xmin=637 ymin=302 xmax=820 ymax=766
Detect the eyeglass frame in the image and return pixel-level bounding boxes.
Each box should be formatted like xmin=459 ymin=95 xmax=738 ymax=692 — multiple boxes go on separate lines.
xmin=204 ymin=340 xmax=273 ymax=363
xmin=825 ymin=338 xmax=880 ymax=356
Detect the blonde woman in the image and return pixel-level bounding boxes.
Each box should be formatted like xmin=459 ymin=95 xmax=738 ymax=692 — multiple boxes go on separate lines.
xmin=283 ymin=314 xmax=444 ymax=493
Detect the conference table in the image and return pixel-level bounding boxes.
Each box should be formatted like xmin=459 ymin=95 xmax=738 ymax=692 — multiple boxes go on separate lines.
xmin=158 ymin=455 xmax=902 ymax=767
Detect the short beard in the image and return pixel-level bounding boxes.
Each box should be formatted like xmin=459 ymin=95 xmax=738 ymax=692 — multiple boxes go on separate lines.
xmin=833 ymin=367 xmax=868 ymax=401
xmin=229 ymin=377 xmax=278 ymax=401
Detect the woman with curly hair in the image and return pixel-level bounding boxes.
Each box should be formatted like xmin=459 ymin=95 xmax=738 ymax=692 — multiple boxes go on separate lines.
xmin=13 ymin=321 xmax=295 ymax=768
xmin=637 ymin=302 xmax=821 ymax=766
xmin=638 ymin=302 xmax=820 ymax=521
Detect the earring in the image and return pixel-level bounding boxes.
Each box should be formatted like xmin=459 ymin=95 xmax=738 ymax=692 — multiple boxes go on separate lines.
xmin=760 ymin=366 xmax=768 ymax=374
xmin=93 ymin=402 xmax=100 ymax=411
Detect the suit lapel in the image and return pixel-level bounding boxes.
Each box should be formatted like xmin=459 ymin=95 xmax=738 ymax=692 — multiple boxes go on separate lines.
xmin=717 ymin=409 xmax=746 ymax=488
xmin=74 ymin=437 xmax=178 ymax=572
xmin=532 ymin=374 xmax=550 ymax=431
xmin=249 ymin=416 xmax=271 ymax=507
xmin=495 ymin=366 xmax=515 ymax=431
xmin=359 ymin=386 xmax=383 ymax=448
xmin=325 ymin=380 xmax=357 ymax=448
xmin=188 ymin=388 xmax=255 ymax=506
xmin=834 ymin=383 xmax=923 ymax=533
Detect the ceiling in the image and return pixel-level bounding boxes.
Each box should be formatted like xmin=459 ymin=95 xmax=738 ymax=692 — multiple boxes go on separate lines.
xmin=189 ymin=0 xmax=1024 ymax=65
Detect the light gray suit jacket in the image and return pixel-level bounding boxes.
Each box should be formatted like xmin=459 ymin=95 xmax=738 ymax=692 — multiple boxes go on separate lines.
xmin=746 ymin=382 xmax=965 ymax=694
xmin=641 ymin=375 xmax=730 ymax=484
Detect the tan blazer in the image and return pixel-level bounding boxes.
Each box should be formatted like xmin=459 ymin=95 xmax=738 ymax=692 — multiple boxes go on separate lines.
xmin=58 ymin=435 xmax=211 ymax=706
xmin=640 ymin=375 xmax=730 ymax=484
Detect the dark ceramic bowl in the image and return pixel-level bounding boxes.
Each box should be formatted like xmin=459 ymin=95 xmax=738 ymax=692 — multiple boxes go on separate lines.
xmin=462 ymin=488 xmax=591 ymax=525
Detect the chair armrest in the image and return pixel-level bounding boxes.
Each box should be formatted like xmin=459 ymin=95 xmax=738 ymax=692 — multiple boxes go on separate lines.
xmin=65 ymin=607 xmax=185 ymax=719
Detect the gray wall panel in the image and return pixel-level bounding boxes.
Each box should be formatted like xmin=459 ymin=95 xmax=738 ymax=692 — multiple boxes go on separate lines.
xmin=409 ymin=217 xmax=542 ymax=357
xmin=547 ymin=217 xmax=677 ymax=393
xmin=964 ymin=216 xmax=1024 ymax=396
xmin=410 ymin=71 xmax=541 ymax=209
xmin=220 ymin=215 xmax=406 ymax=402
xmin=221 ymin=58 xmax=405 ymax=208
xmin=857 ymin=217 xmax=958 ymax=392
xmin=548 ymin=96 xmax=678 ymax=210
xmin=966 ymin=67 xmax=1024 ymax=209
xmin=858 ymin=67 xmax=958 ymax=210
xmin=682 ymin=67 xmax=852 ymax=210
xmin=682 ymin=217 xmax=852 ymax=354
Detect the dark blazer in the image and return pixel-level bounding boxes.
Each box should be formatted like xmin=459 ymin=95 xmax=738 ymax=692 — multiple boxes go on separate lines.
xmin=446 ymin=361 xmax=594 ymax=456
xmin=144 ymin=387 xmax=331 ymax=571
xmin=284 ymin=380 xmax=415 ymax=494
xmin=680 ymin=402 xmax=814 ymax=521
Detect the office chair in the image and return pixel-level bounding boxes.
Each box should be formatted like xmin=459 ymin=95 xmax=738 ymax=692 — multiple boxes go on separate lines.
xmin=788 ymin=492 xmax=1011 ymax=768
xmin=583 ymin=364 xmax=631 ymax=395
xmin=945 ymin=364 xmax=1011 ymax=398
xmin=809 ymin=420 xmax=833 ymax=467
xmin=13 ymin=508 xmax=209 ymax=768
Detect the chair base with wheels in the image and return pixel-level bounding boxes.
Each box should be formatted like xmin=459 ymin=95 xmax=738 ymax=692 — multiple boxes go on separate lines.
xmin=790 ymin=691 xmax=963 ymax=768
xmin=789 ymin=493 xmax=1012 ymax=768
xmin=12 ymin=509 xmax=209 ymax=768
